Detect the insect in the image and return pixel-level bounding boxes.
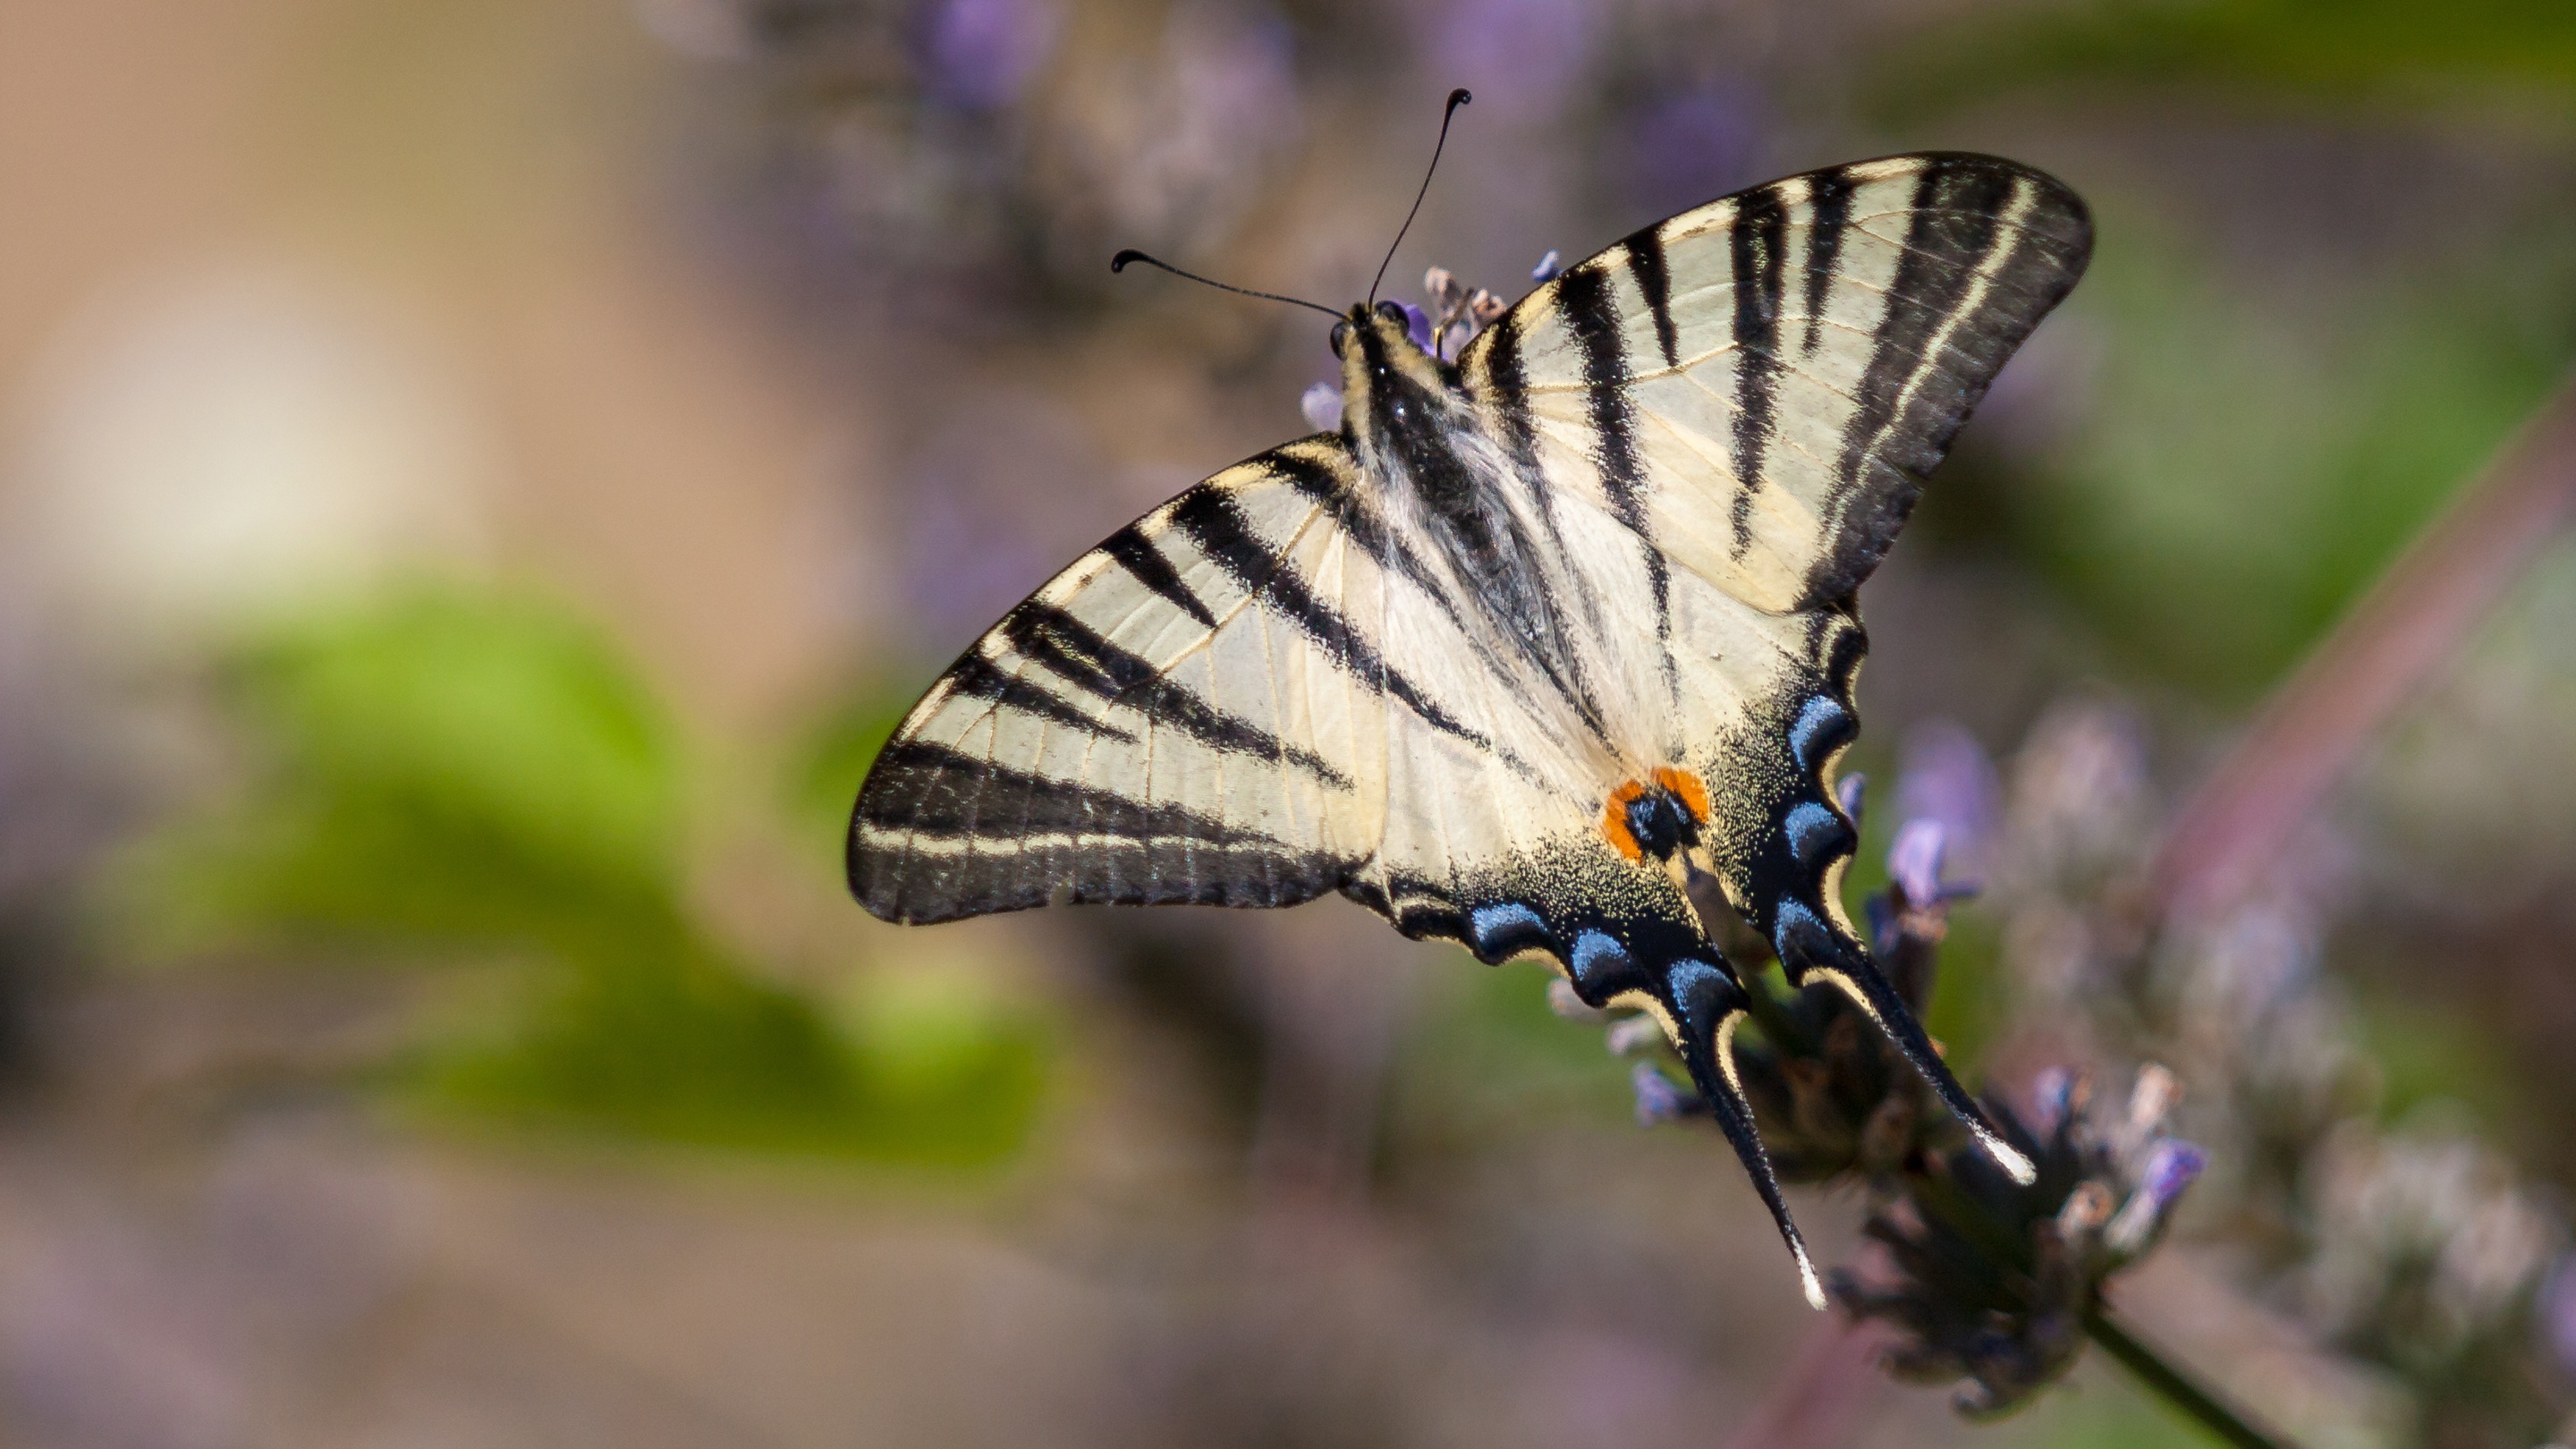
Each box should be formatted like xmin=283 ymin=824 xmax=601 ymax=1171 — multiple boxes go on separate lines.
xmin=850 ymin=90 xmax=2092 ymax=1308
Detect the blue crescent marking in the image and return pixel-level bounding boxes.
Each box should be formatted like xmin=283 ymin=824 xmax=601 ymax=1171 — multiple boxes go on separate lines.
xmin=1664 ymin=957 xmax=1733 ymax=1029
xmin=1788 ymin=695 xmax=1852 ymax=770
xmin=1571 ymin=930 xmax=1629 ymax=985
xmin=1783 ymin=801 xmax=1844 ymax=866
xmin=1772 ymin=897 xmax=1835 ymax=964
xmin=1469 ymin=902 xmax=1546 ymax=949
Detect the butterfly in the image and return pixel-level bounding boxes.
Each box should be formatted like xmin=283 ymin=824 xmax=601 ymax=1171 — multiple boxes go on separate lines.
xmin=849 ymin=124 xmax=2091 ymax=1308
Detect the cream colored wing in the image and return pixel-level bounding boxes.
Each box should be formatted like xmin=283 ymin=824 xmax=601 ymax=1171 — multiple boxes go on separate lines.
xmin=1457 ymin=150 xmax=2092 ymax=616
xmin=852 ymin=438 xmax=1397 ymax=923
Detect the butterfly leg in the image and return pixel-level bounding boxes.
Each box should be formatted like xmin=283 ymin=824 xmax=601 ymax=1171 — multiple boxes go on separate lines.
xmin=1770 ymin=899 xmax=2037 ymax=1185
xmin=1663 ymin=957 xmax=1826 ymax=1309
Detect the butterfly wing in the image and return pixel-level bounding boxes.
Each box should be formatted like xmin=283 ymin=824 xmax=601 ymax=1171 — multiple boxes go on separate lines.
xmin=1438 ymin=150 xmax=2089 ymax=1208
xmin=852 ymin=437 xmax=1407 ymax=924
xmin=1460 ymin=150 xmax=2089 ymax=614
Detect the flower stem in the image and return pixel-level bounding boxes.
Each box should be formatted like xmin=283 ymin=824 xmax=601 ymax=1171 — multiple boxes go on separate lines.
xmin=2083 ymin=1303 xmax=2301 ymax=1449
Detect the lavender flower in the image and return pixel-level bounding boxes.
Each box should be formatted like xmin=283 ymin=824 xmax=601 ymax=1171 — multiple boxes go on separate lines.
xmin=1834 ymin=1066 xmax=2206 ymax=1419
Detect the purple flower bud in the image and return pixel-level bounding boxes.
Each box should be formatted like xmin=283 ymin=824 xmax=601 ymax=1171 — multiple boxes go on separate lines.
xmin=2029 ymin=1067 xmax=2074 ymax=1137
xmin=1836 ymin=772 xmax=1866 ymax=830
xmin=1300 ymin=383 xmax=1343 ymax=432
xmin=1399 ymin=301 xmax=1432 ymax=352
xmin=1888 ymin=818 xmax=1946 ymax=909
xmin=2139 ymin=1139 xmax=2207 ymax=1208
xmin=1531 ymin=250 xmax=1562 ymax=283
xmin=1631 ymin=1063 xmax=1689 ymax=1127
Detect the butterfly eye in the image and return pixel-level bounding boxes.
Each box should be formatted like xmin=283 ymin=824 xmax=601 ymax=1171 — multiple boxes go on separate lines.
xmin=1375 ymin=300 xmax=1408 ymax=325
xmin=1329 ymin=320 xmax=1350 ymax=359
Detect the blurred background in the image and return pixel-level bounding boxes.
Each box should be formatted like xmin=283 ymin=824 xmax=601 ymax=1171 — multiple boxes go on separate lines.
xmin=2 ymin=2 xmax=2574 ymax=1445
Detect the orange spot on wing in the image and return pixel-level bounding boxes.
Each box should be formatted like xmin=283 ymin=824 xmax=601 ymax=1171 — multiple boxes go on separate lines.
xmin=1652 ymin=767 xmax=1711 ymax=825
xmin=1601 ymin=779 xmax=1648 ymax=862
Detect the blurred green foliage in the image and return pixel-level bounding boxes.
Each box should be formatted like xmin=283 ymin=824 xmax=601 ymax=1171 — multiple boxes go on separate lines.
xmin=1880 ymin=0 xmax=2576 ymax=118
xmin=2352 ymin=986 xmax=2523 ymax=1139
xmin=127 ymin=586 xmax=1043 ymax=1166
xmin=2016 ymin=224 xmax=2575 ymax=699
xmin=1862 ymin=0 xmax=2576 ymax=702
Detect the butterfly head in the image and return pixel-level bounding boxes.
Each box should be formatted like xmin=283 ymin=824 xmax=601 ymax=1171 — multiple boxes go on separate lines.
xmin=1331 ymin=301 xmax=1457 ymax=440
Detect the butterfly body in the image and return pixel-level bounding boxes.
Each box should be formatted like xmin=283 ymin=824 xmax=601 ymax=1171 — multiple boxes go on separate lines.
xmin=852 ymin=152 xmax=2092 ymax=1307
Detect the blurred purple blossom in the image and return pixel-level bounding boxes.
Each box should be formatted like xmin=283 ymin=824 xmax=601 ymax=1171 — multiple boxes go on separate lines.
xmin=2028 ymin=1067 xmax=2076 ymax=1138
xmin=2543 ymin=1256 xmax=2576 ymax=1376
xmin=913 ymin=0 xmax=1059 ymax=111
xmin=1428 ymin=0 xmax=1598 ymax=121
xmin=1530 ymin=250 xmax=1561 ymax=283
xmin=1887 ymin=819 xmax=1944 ymax=908
xmin=1897 ymin=720 xmax=2001 ymax=877
xmin=1631 ymin=1063 xmax=1691 ymax=1127
xmin=1619 ymin=85 xmax=1766 ymax=217
xmin=2137 ymin=1139 xmax=2209 ymax=1210
xmin=1887 ymin=819 xmax=1977 ymax=911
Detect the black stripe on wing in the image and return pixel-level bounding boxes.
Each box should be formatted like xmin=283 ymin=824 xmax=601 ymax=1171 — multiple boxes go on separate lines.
xmin=852 ymin=741 xmax=1340 ymax=922
xmin=1165 ymin=481 xmax=1497 ymax=755
xmin=997 ymin=602 xmax=1354 ymax=791
xmin=1098 ymin=524 xmax=1217 ymax=629
xmin=941 ymin=652 xmax=1141 ymax=744
xmin=1727 ymin=183 xmax=1791 ymax=556
xmin=1811 ymin=154 xmax=2090 ymax=606
xmin=1798 ymin=167 xmax=1854 ymax=358
xmin=1555 ymin=261 xmax=1678 ymax=701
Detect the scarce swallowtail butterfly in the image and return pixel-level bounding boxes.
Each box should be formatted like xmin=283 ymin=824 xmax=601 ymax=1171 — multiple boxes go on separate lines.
xmin=849 ymin=103 xmax=2092 ymax=1309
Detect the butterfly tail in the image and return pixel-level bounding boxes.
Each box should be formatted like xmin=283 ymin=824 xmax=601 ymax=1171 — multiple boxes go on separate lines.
xmin=1662 ymin=958 xmax=1826 ymax=1310
xmin=1770 ymin=900 xmax=2037 ymax=1185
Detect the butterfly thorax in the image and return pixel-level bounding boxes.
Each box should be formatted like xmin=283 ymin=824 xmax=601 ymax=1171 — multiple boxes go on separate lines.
xmin=1336 ymin=307 xmax=1623 ymax=769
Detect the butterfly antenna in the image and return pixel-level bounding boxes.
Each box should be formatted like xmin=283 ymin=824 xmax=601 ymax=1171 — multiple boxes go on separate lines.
xmin=1368 ymin=88 xmax=1472 ymax=305
xmin=1109 ymin=250 xmax=1342 ymax=320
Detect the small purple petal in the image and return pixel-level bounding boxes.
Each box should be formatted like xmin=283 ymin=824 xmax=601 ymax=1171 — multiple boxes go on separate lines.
xmin=1631 ymin=1063 xmax=1688 ymax=1127
xmin=1300 ymin=383 xmax=1343 ymax=432
xmin=1836 ymin=772 xmax=1866 ymax=828
xmin=2028 ymin=1067 xmax=2073 ymax=1136
xmin=1531 ymin=250 xmax=1562 ymax=283
xmin=1399 ymin=301 xmax=1433 ymax=351
xmin=2140 ymin=1139 xmax=2207 ymax=1208
xmin=1887 ymin=818 xmax=1946 ymax=909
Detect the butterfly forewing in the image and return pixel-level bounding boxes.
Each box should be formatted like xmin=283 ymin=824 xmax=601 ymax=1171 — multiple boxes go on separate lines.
xmin=1462 ymin=152 xmax=2092 ymax=615
xmin=852 ymin=440 xmax=1394 ymax=922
